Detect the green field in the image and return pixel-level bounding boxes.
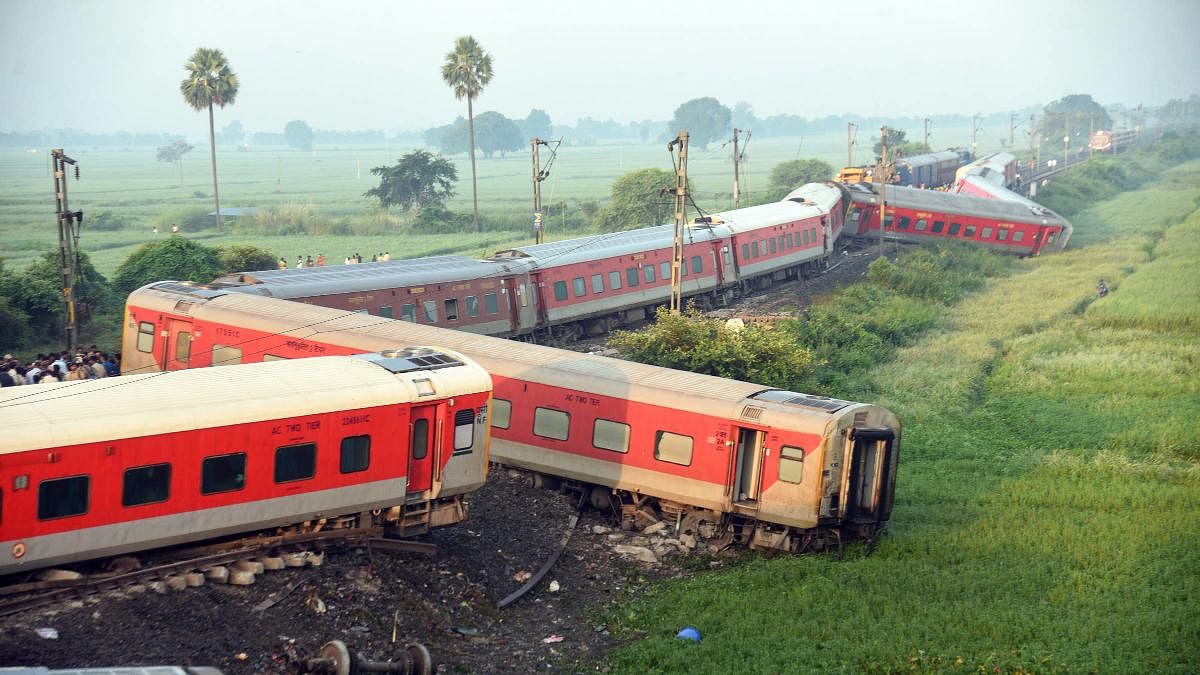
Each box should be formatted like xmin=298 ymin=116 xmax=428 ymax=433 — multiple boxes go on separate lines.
xmin=0 ymin=125 xmax=995 ymax=276
xmin=600 ymin=161 xmax=1200 ymax=671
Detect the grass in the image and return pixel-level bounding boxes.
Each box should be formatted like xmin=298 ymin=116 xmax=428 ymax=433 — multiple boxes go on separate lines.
xmin=598 ymin=161 xmax=1200 ymax=672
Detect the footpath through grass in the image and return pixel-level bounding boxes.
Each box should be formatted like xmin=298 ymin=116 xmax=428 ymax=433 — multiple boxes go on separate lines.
xmin=598 ymin=162 xmax=1200 ymax=672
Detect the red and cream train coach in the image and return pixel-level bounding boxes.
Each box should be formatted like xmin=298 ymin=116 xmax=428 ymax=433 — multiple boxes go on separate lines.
xmin=124 ymin=283 xmax=900 ymax=552
xmin=1 ymin=350 xmax=491 ymax=576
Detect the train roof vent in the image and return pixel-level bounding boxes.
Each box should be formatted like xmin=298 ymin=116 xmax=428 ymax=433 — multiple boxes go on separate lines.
xmin=740 ymin=405 xmax=764 ymax=421
xmin=749 ymin=389 xmax=854 ymax=413
xmin=355 ymin=348 xmax=464 ymax=373
xmin=150 ymin=282 xmax=227 ymax=299
xmin=172 ymin=300 xmax=195 ymax=314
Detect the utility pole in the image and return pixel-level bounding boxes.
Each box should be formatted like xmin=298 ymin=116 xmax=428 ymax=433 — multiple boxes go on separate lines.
xmin=51 ymin=149 xmax=83 ymax=352
xmin=1009 ymin=113 xmax=1016 ymax=148
xmin=847 ymin=122 xmax=856 ymax=166
xmin=531 ymin=137 xmax=548 ymax=244
xmin=1089 ymin=114 xmax=1095 ymax=158
xmin=923 ymin=117 xmax=931 ymax=150
xmin=971 ymin=114 xmax=982 ymax=159
xmin=732 ymin=128 xmax=742 ymax=208
xmin=1063 ymin=113 xmax=1070 ymax=166
xmin=878 ymin=126 xmax=888 ymax=258
xmin=667 ymin=132 xmax=689 ymax=314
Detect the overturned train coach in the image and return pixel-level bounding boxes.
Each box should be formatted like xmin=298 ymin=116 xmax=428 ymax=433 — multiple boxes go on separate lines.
xmin=123 ymin=283 xmax=901 ymax=552
xmin=1 ymin=351 xmax=492 ymax=576
xmin=209 ymin=183 xmax=845 ymax=343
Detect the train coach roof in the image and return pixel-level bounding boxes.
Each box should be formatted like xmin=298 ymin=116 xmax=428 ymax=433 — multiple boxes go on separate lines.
xmin=1 ymin=353 xmax=488 ymax=454
xmin=894 ymin=150 xmax=961 ymax=168
xmin=844 ymin=182 xmax=1067 ymax=225
xmin=491 ymin=224 xmax=727 ymax=267
xmin=134 ymin=285 xmax=854 ymax=424
xmin=707 ymin=186 xmax=839 ymax=233
xmin=212 ymin=255 xmax=530 ymax=298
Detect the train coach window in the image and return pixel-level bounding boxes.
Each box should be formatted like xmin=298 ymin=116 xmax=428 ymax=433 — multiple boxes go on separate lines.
xmin=963 ymin=225 xmax=977 ymax=238
xmin=491 ymin=398 xmax=512 ymax=429
xmin=37 ymin=475 xmax=89 ymax=520
xmin=275 ymin=443 xmax=316 ymax=483
xmin=996 ymin=229 xmax=1010 ymax=241
xmin=692 ymin=255 xmax=703 ymax=274
xmin=769 ymin=238 xmax=778 ymax=254
xmin=810 ymin=227 xmax=817 ymax=242
xmin=779 ymin=446 xmax=805 ymax=484
xmin=660 ymin=261 xmax=670 ymax=281
xmin=751 ymin=241 xmax=760 ymax=258
xmin=802 ymin=229 xmax=809 ymax=246
xmin=175 ymin=332 xmax=191 ymax=362
xmin=136 ymin=321 xmax=155 ymax=352
xmin=643 ymin=265 xmax=656 ymax=283
xmin=981 ymin=227 xmax=993 ymax=239
xmin=122 ymin=463 xmax=171 ymax=507
xmin=741 ymin=243 xmax=750 ymax=260
xmin=378 ymin=305 xmax=394 ymax=319
xmin=591 ymin=274 xmax=604 ymax=293
xmin=593 ymin=419 xmax=630 ymax=453
xmin=201 ymin=453 xmax=246 ymax=494
xmin=932 ymin=221 xmax=945 ymax=233
xmin=609 ymin=271 xmax=622 ymax=291
xmin=340 ymin=435 xmax=371 ymax=473
xmin=466 ymin=296 xmax=480 ymax=318
xmin=402 ymin=303 xmax=417 ymax=322
xmin=786 ymin=233 xmax=794 ymax=249
xmin=553 ymin=281 xmax=568 ymax=301
xmin=882 ymin=213 xmax=894 ymax=229
xmin=445 ymin=298 xmax=459 ymax=321
xmin=573 ymin=277 xmax=587 ymax=297
xmin=848 ymin=207 xmax=862 ymax=224
xmin=454 ymin=409 xmax=476 ymax=453
xmin=423 ymin=300 xmax=438 ymax=323
xmin=654 ymin=431 xmax=693 ymax=466
xmin=1012 ymin=230 xmax=1025 ymax=242
xmin=909 ymin=218 xmax=921 ymax=231
xmin=534 ymin=407 xmax=570 ymax=441
xmin=626 ymin=267 xmax=639 ymax=288
xmin=412 ymin=419 xmax=429 ymax=460
xmin=211 ymin=344 xmax=243 ymax=366
xmin=483 ymin=293 xmax=499 ymax=314
xmin=948 ymin=222 xmax=961 ymax=235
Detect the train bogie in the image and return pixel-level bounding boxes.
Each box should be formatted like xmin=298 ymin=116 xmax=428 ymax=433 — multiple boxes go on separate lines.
xmin=1 ymin=351 xmax=492 ymax=575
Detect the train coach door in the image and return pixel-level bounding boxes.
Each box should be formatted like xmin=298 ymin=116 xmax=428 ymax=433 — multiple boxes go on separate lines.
xmin=163 ymin=318 xmax=193 ymax=371
xmin=843 ymin=427 xmax=897 ymax=524
xmin=407 ymin=405 xmax=441 ymax=497
xmin=732 ymin=427 xmax=766 ymax=505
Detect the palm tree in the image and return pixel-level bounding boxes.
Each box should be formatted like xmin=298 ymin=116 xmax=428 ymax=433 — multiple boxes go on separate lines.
xmin=180 ymin=47 xmax=239 ymax=232
xmin=441 ymin=36 xmax=493 ymax=232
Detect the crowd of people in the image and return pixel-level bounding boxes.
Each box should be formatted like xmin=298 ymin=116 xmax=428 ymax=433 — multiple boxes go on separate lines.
xmin=274 ymin=252 xmax=392 ymax=269
xmin=1 ymin=346 xmax=120 ymax=387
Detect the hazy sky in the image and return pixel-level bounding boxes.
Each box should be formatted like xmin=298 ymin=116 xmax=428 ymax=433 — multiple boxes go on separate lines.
xmin=2 ymin=0 xmax=1197 ymax=134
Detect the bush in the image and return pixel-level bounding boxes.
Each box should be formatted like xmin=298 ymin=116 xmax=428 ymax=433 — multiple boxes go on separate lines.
xmin=215 ymin=244 xmax=277 ymax=274
xmin=153 ymin=206 xmax=213 ymax=233
xmin=112 ymin=236 xmax=223 ymax=295
xmin=86 ymin=210 xmax=132 ymax=231
xmin=411 ymin=204 xmax=472 ymax=233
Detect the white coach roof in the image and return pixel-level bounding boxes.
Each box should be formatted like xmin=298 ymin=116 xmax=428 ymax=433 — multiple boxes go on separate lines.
xmin=1 ymin=352 xmax=489 ymax=454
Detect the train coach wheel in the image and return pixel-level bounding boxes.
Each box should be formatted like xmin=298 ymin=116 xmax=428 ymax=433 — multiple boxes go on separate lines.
xmin=317 ymin=640 xmax=352 ymax=675
xmin=405 ymin=642 xmax=434 ymax=675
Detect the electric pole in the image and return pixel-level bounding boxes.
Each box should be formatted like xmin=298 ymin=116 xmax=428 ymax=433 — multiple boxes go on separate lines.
xmin=847 ymin=122 xmax=856 ymax=166
xmin=732 ymin=128 xmax=742 ymax=208
xmin=971 ymin=114 xmax=982 ymax=159
xmin=668 ymin=132 xmax=689 ymax=314
xmin=531 ymin=137 xmax=548 ymax=244
xmin=1009 ymin=113 xmax=1016 ymax=148
xmin=923 ymin=117 xmax=931 ymax=150
xmin=878 ymin=126 xmax=888 ymax=258
xmin=51 ymin=149 xmax=83 ymax=352
xmin=1089 ymin=114 xmax=1095 ymax=157
xmin=1064 ymin=113 xmax=1070 ymax=166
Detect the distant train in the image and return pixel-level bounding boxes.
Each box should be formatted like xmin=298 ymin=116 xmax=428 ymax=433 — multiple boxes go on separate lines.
xmin=122 ymin=283 xmax=902 ymax=553
xmin=1 ymin=351 xmax=492 ymax=575
xmin=836 ymin=149 xmax=968 ymax=189
xmin=1089 ymin=129 xmax=1138 ymax=153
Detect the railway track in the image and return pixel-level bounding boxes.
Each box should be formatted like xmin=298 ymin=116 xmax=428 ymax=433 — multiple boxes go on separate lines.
xmin=0 ymin=528 xmax=436 ymax=618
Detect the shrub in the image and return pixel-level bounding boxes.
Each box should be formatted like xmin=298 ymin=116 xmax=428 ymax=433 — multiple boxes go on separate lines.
xmin=215 ymin=244 xmax=277 ymax=274
xmin=86 ymin=210 xmax=131 ymax=231
xmin=111 ymin=236 xmax=222 ymax=295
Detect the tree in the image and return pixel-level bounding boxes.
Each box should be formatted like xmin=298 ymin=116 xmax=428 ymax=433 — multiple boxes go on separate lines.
xmin=594 ymin=167 xmax=678 ymax=231
xmin=112 ymin=236 xmax=223 ymax=296
xmin=768 ymin=159 xmax=834 ymax=197
xmin=180 ymin=47 xmax=239 ymax=231
xmin=284 ymin=120 xmax=314 ymax=151
xmin=520 ymin=109 xmax=553 ymax=141
xmin=425 ymin=117 xmax=470 ymax=155
xmin=156 ymin=139 xmax=193 ymax=184
xmin=222 ymin=120 xmax=244 ymax=146
xmin=215 ymin=244 xmax=277 ymax=274
xmin=668 ymin=97 xmax=732 ymax=148
xmin=610 ymin=307 xmax=815 ymax=390
xmin=732 ymin=101 xmax=758 ymax=130
xmin=872 ymin=127 xmax=907 ymax=155
xmin=364 ymin=149 xmax=458 ymax=212
xmin=1041 ymin=94 xmax=1112 ymax=150
xmin=441 ymin=35 xmax=494 ymax=232
xmin=5 ymin=251 xmax=112 ymax=342
xmin=473 ymin=111 xmax=523 ymax=158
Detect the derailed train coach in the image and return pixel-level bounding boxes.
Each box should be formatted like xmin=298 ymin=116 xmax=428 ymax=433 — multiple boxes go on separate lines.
xmin=123 ymin=283 xmax=901 ymax=552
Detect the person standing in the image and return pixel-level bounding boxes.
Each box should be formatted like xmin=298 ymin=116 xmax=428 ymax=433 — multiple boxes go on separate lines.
xmin=306 ymin=255 xmax=314 ymax=267
xmin=316 ymin=253 xmax=326 ymax=267
xmin=278 ymin=256 xmax=287 ymax=269
xmin=295 ymin=255 xmax=304 ymax=269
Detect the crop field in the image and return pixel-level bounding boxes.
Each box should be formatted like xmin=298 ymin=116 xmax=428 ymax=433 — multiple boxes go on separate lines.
xmin=601 ymin=162 xmax=1200 ymax=671
xmin=0 ymin=125 xmax=992 ymax=275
